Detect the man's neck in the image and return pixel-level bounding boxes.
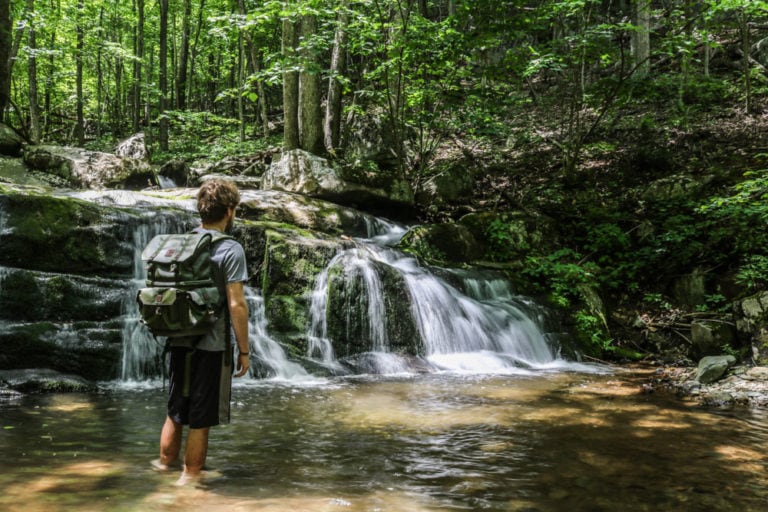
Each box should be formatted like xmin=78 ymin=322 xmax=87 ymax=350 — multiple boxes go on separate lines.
xmin=201 ymin=221 xmax=227 ymax=233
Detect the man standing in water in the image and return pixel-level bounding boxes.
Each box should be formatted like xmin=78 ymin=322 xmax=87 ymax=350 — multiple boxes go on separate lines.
xmin=155 ymin=178 xmax=250 ymax=483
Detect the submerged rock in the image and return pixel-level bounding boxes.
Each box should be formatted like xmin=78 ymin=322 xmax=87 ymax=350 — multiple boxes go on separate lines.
xmin=0 ymin=368 xmax=98 ymax=393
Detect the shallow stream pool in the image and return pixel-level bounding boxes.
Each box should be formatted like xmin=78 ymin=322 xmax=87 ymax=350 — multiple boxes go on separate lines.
xmin=1 ymin=368 xmax=767 ymax=511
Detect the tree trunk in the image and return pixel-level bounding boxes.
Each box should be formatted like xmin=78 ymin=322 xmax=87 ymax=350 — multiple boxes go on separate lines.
xmin=159 ymin=0 xmax=169 ymax=151
xmin=0 ymin=0 xmax=11 ymax=123
xmin=95 ymin=5 xmax=104 ymax=140
xmin=188 ymin=0 xmax=206 ymax=110
xmin=237 ymin=0 xmax=268 ymax=140
xmin=282 ymin=11 xmax=299 ymax=151
xmin=299 ymin=13 xmax=323 ymax=155
xmin=74 ymin=0 xmax=85 ymax=145
xmin=631 ymin=0 xmax=650 ymax=77
xmin=132 ymin=0 xmax=144 ymax=132
xmin=238 ymin=31 xmax=245 ymax=142
xmin=176 ymin=0 xmax=192 ymax=110
xmin=26 ymin=0 xmax=40 ymax=143
xmin=741 ymin=10 xmax=752 ymax=113
xmin=324 ymin=0 xmax=348 ymax=154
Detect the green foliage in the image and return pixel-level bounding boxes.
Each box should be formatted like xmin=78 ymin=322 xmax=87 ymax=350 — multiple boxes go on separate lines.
xmin=485 ymin=216 xmax=531 ymax=262
xmin=573 ymin=308 xmax=614 ymax=356
xmin=522 ymin=249 xmax=600 ymax=308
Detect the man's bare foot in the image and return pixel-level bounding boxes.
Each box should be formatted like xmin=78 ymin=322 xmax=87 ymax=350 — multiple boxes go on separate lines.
xmin=151 ymin=458 xmax=182 ymax=472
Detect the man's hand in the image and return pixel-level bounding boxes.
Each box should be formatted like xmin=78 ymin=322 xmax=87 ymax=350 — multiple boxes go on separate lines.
xmin=235 ymin=352 xmax=250 ymax=377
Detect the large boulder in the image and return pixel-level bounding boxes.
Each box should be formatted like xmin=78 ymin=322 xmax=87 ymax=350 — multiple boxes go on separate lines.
xmin=115 ymin=132 xmax=149 ymax=161
xmin=0 ymin=185 xmax=145 ymax=274
xmin=694 ymin=355 xmax=736 ymax=384
xmin=0 ymin=124 xmax=24 ymax=157
xmin=240 ymin=189 xmax=378 ymax=237
xmin=262 ymin=149 xmax=414 ymax=216
xmin=23 ymin=145 xmax=155 ymax=189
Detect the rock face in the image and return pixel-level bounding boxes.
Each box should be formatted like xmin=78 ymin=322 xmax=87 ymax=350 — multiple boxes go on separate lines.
xmin=23 ymin=145 xmax=155 ymax=189
xmin=1 ymin=184 xmax=421 ymax=384
xmin=398 ymin=223 xmax=482 ymax=265
xmin=0 ymin=123 xmax=24 ymax=157
xmin=734 ymin=292 xmax=768 ymax=364
xmin=262 ymin=149 xmax=414 ymax=216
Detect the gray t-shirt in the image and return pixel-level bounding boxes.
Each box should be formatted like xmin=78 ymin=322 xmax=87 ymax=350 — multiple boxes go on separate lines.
xmin=182 ymin=227 xmax=248 ymax=351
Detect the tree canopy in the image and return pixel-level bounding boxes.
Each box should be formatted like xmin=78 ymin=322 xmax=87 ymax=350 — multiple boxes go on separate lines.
xmin=0 ymin=0 xmax=764 ymax=168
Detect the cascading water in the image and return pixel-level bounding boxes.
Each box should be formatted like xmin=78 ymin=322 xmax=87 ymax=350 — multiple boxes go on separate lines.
xmin=305 ymin=224 xmax=560 ymax=374
xmin=114 ymin=190 xmax=565 ymax=381
xmin=243 ymin=286 xmax=310 ymax=381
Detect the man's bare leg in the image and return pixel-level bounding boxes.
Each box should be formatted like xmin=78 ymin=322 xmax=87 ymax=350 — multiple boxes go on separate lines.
xmin=183 ymin=427 xmax=210 ymax=475
xmin=158 ymin=416 xmax=183 ymax=469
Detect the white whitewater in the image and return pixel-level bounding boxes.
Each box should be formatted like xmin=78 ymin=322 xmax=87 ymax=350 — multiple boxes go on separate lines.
xmin=118 ymin=201 xmax=579 ymax=381
xmin=306 ymin=223 xmax=563 ymax=375
xmin=243 ymin=286 xmax=310 ymax=381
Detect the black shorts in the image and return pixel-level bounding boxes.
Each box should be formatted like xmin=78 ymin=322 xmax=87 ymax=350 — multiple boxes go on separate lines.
xmin=167 ymin=347 xmax=232 ymax=429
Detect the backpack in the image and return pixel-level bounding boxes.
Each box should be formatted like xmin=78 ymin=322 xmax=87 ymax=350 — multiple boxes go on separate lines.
xmin=136 ymin=230 xmax=232 ymax=339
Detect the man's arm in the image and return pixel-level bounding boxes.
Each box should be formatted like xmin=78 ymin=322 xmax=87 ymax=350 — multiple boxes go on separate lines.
xmin=226 ymin=281 xmax=250 ymax=377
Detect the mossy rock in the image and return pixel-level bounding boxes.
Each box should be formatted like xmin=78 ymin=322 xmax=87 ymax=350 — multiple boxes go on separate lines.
xmin=325 ymin=258 xmax=422 ymax=358
xmin=240 ymin=190 xmax=373 ymax=237
xmin=260 ymin=230 xmax=339 ymax=298
xmin=0 ymin=189 xmax=138 ymax=275
xmin=0 ymin=268 xmax=129 ymax=322
xmin=398 ymin=223 xmax=482 ymax=266
xmin=0 ymin=322 xmax=121 ymax=381
xmin=265 ymin=296 xmax=310 ymax=335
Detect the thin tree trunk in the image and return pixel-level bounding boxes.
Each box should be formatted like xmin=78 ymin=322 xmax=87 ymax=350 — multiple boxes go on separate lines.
xmin=96 ymin=5 xmax=104 ymax=140
xmin=0 ymin=0 xmax=11 ymax=122
xmin=238 ymin=31 xmax=245 ymax=142
xmin=177 ymin=0 xmax=192 ymax=109
xmin=237 ymin=0 xmax=268 ymax=140
xmin=132 ymin=0 xmax=144 ymax=132
xmin=26 ymin=0 xmax=41 ymax=143
xmin=632 ymin=0 xmax=650 ymax=78
xmin=159 ymin=0 xmax=169 ymax=151
xmin=299 ymin=13 xmax=323 ymax=155
xmin=74 ymin=0 xmax=85 ymax=145
xmin=741 ymin=10 xmax=752 ymax=113
xmin=325 ymin=0 xmax=348 ymax=153
xmin=188 ymin=0 xmax=206 ymax=110
xmin=282 ymin=10 xmax=299 ymax=151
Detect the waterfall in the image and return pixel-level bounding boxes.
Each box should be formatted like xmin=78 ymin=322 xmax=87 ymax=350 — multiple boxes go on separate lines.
xmin=119 ymin=210 xmax=311 ymax=383
xmin=305 ymin=224 xmax=559 ymax=374
xmin=243 ymin=286 xmax=309 ymax=381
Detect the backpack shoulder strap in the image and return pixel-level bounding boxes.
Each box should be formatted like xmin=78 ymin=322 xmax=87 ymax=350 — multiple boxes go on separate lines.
xmin=190 ymin=227 xmax=234 ymax=244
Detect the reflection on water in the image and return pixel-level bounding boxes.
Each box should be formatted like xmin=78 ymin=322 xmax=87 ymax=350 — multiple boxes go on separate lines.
xmin=2 ymin=368 xmax=768 ymax=511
